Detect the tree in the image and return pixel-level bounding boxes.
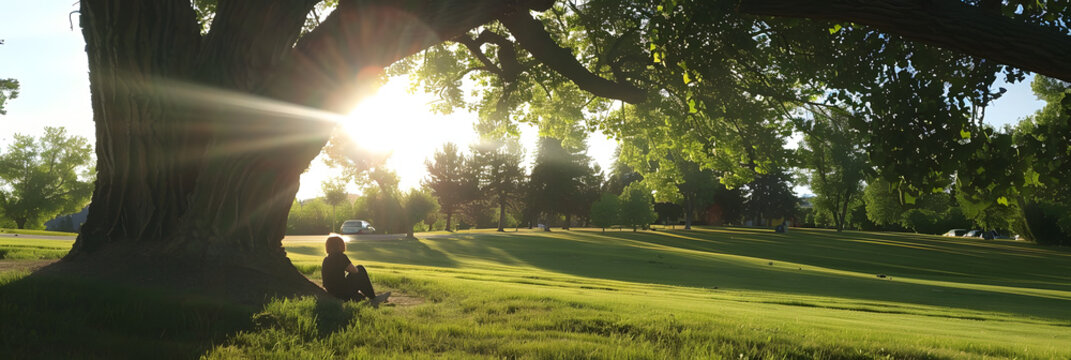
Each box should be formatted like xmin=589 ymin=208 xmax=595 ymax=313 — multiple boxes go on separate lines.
xmin=798 ymin=110 xmax=868 ymax=231
xmin=471 ymin=138 xmax=526 ymax=232
xmin=743 ymin=168 xmax=798 ymax=226
xmin=0 ymin=127 xmax=94 ymax=229
xmin=402 ymin=188 xmax=438 ymax=239
xmin=0 ymin=40 xmax=17 ymax=116
xmin=618 ymin=182 xmax=656 ymax=232
xmin=589 ymin=192 xmax=620 ymax=232
xmin=528 ymin=137 xmax=595 ymax=230
xmin=424 ymin=143 xmax=478 ymax=231
xmin=0 ymin=79 xmax=16 ymax=116
xmin=321 ymin=177 xmax=348 ymax=231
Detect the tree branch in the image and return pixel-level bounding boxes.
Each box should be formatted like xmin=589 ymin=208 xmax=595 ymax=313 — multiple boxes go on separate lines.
xmin=499 ymin=10 xmax=646 ymax=104
xmin=737 ymin=0 xmax=1071 ymax=82
xmin=272 ymin=0 xmax=553 ymax=111
xmin=455 ymin=32 xmax=506 ymax=77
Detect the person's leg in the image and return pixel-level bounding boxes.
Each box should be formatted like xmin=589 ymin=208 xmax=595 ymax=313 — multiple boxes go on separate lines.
xmin=346 ymin=265 xmax=377 ymax=299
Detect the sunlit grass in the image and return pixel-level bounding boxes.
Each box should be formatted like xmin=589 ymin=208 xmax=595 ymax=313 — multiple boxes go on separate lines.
xmin=0 ymin=228 xmax=77 ymax=237
xmin=2 ymin=227 xmax=1070 ymax=358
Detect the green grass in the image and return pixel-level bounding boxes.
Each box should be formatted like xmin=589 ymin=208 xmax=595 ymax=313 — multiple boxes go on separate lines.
xmin=0 ymin=228 xmax=77 ymax=237
xmin=2 ymin=227 xmax=1070 ymax=359
xmin=0 ymin=238 xmax=72 ymax=260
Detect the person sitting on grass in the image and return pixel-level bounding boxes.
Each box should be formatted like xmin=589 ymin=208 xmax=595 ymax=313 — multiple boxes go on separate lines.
xmin=321 ymin=235 xmax=390 ymax=306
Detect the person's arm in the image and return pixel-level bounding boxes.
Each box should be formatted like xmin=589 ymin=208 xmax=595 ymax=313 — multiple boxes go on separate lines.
xmin=345 ymin=263 xmax=358 ymax=273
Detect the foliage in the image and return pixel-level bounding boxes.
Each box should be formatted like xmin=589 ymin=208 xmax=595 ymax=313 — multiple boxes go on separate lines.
xmin=0 ymin=39 xmax=16 ymax=116
xmin=0 ymin=78 xmax=17 ymax=116
xmin=286 ymin=198 xmax=354 ymax=235
xmin=589 ymin=192 xmax=620 ymax=231
xmin=470 ymin=138 xmax=527 ymax=231
xmin=424 ymin=143 xmax=478 ymax=231
xmin=402 ymin=188 xmax=439 ymax=239
xmin=354 ymin=185 xmax=404 ymax=235
xmin=527 ymin=137 xmax=599 ymax=229
xmin=321 ymin=177 xmax=349 ymax=230
xmin=798 ymin=110 xmax=868 ymax=231
xmin=0 ymin=127 xmax=94 ymax=229
xmin=742 ymin=167 xmax=797 ymax=226
xmin=617 ymin=182 xmax=656 ymax=232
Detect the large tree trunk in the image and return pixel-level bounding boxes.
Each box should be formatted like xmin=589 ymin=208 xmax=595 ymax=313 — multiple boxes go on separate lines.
xmin=14 ymin=218 xmax=26 ymax=229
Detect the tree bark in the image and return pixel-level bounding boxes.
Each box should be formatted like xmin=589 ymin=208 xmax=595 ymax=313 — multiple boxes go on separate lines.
xmin=563 ymin=213 xmax=571 ymax=230
xmin=14 ymin=218 xmax=26 ymax=229
xmin=497 ymin=196 xmax=506 ymax=232
xmin=737 ymin=0 xmax=1071 ymax=82
xmin=446 ymin=212 xmax=453 ymax=232
xmin=684 ymin=196 xmax=694 ymax=230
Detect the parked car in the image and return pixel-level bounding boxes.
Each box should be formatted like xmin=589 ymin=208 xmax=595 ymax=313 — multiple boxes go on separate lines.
xmin=963 ymin=230 xmax=984 ymax=238
xmin=942 ymin=229 xmax=968 ymax=237
xmin=340 ymin=220 xmax=375 ymax=235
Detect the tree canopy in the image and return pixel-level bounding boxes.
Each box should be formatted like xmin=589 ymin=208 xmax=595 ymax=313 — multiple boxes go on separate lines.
xmin=0 ymin=127 xmax=94 ymax=229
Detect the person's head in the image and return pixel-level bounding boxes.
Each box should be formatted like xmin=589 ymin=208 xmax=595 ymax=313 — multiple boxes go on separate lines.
xmin=325 ymin=235 xmax=346 ymax=255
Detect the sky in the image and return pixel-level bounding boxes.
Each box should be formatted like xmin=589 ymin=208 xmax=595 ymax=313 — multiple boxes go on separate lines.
xmin=1 ymin=3 xmax=1047 ymax=200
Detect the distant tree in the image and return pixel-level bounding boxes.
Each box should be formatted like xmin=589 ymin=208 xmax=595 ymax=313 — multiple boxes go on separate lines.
xmin=618 ymin=182 xmax=657 ymax=232
xmin=0 ymin=39 xmax=17 ymax=116
xmin=603 ymin=150 xmax=642 ymax=197
xmin=0 ymin=78 xmax=16 ymax=116
xmin=424 ymin=143 xmax=478 ymax=231
xmin=528 ymin=137 xmax=594 ymax=230
xmin=798 ymin=110 xmax=869 ymax=231
xmin=321 ymin=177 xmax=348 ymax=231
xmin=0 ymin=127 xmax=94 ymax=229
xmin=471 ymin=138 xmax=526 ymax=232
xmin=590 ymin=193 xmax=620 ymax=232
xmin=654 ymin=203 xmax=683 ymax=228
xmin=354 ymin=185 xmax=404 ymax=234
xmin=743 ymin=168 xmax=798 ymax=226
xmin=402 ymin=189 xmax=439 ymax=239
xmin=863 ymin=178 xmax=905 ymax=227
xmin=323 ymin=130 xmax=391 ymax=186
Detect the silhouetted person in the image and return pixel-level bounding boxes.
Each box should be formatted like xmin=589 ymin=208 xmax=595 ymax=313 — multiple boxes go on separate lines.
xmin=321 ymin=235 xmax=389 ymax=306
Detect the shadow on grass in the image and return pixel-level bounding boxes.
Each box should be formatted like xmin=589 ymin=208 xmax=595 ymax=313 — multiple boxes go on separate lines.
xmin=0 ymin=270 xmax=367 ymax=359
xmin=418 ymin=230 xmax=1071 ymax=321
xmin=345 ymin=238 xmax=459 ymax=268
xmin=0 ymin=271 xmax=254 ymax=359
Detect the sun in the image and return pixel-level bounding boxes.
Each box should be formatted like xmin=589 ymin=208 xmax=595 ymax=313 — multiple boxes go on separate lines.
xmin=339 ymin=76 xmax=479 ymax=190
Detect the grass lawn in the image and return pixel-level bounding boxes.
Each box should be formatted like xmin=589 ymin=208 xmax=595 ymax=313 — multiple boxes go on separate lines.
xmin=0 ymin=228 xmax=77 ymax=237
xmin=2 ymin=227 xmax=1070 ymax=359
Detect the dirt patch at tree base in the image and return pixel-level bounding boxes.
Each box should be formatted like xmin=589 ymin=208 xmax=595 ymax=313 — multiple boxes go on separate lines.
xmin=0 ymin=259 xmax=58 ymax=273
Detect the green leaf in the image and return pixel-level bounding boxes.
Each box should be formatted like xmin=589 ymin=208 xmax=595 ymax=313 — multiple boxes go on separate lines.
xmin=959 ymin=129 xmax=971 ymax=139
xmin=653 ymin=52 xmax=661 ymax=63
xmin=683 ymin=72 xmax=692 ymax=84
xmin=902 ymin=191 xmax=916 ymax=205
xmin=997 ymin=196 xmax=1009 ymax=206
xmin=688 ymin=99 xmax=697 ymax=113
xmin=828 ymin=24 xmax=843 ymax=34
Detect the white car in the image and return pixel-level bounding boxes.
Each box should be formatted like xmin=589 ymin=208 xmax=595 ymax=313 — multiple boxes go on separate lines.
xmin=340 ymin=220 xmax=375 ymax=235
xmin=942 ymin=229 xmax=967 ymax=237
xmin=963 ymin=230 xmax=983 ymax=238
